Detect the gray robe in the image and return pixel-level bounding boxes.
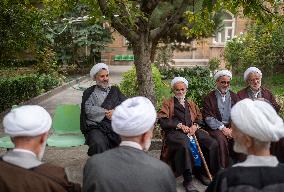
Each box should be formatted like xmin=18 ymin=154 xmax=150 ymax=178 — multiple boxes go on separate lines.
xmin=83 ymin=146 xmax=176 ymax=192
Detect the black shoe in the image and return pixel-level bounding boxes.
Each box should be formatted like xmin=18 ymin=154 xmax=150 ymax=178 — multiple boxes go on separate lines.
xmin=195 ymin=174 xmax=211 ymax=186
xmin=183 ymin=181 xmax=199 ymax=192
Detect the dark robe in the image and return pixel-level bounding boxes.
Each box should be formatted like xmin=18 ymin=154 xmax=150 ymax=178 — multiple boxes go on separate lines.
xmin=0 ymin=160 xmax=81 ymax=192
xmin=237 ymin=86 xmax=284 ymax=163
xmin=158 ymin=97 xmax=220 ymax=178
xmin=202 ymin=90 xmax=242 ymax=168
xmin=80 ymin=85 xmax=126 ymax=156
xmin=237 ymin=86 xmax=280 ymax=112
xmin=206 ymin=164 xmax=284 ymax=192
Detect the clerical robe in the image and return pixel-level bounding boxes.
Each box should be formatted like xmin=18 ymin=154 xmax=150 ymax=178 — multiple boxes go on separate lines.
xmin=202 ymin=90 xmax=241 ymax=168
xmin=206 ymin=155 xmax=284 ymax=192
xmin=237 ymin=86 xmax=280 ymax=112
xmin=0 ymin=157 xmax=81 ymax=192
xmin=80 ymin=85 xmax=126 ymax=156
xmin=158 ymin=97 xmax=220 ymax=177
xmin=238 ymin=86 xmax=284 ymax=163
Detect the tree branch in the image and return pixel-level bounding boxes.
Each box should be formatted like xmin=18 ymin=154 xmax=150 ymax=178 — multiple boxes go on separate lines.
xmin=140 ymin=0 xmax=160 ymax=15
xmin=150 ymin=0 xmax=192 ymax=41
xmin=97 ymin=0 xmax=139 ymax=42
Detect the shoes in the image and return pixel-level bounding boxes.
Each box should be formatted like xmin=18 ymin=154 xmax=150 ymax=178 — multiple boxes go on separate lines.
xmin=195 ymin=174 xmax=211 ymax=186
xmin=183 ymin=181 xmax=199 ymax=192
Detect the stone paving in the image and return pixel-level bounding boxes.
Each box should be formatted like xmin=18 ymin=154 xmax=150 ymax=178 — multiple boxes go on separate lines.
xmin=0 ymin=65 xmax=206 ymax=192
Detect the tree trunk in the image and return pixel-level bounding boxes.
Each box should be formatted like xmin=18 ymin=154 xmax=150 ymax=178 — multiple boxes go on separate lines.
xmin=150 ymin=41 xmax=158 ymax=63
xmin=132 ymin=33 xmax=156 ymax=106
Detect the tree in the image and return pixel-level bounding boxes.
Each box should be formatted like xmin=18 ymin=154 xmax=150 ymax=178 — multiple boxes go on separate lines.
xmin=86 ymin=0 xmax=280 ymax=104
xmin=0 ymin=1 xmax=44 ymax=60
xmin=225 ymin=19 xmax=284 ymax=77
xmin=42 ymin=1 xmax=112 ymax=66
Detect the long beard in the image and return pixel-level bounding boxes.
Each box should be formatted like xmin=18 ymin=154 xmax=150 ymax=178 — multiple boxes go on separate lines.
xmin=38 ymin=140 xmax=47 ymax=161
xmin=233 ymin=141 xmax=248 ymax=155
xmin=175 ymin=93 xmax=186 ymax=101
xmin=97 ymin=81 xmax=109 ymax=89
xmin=143 ymin=139 xmax=152 ymax=151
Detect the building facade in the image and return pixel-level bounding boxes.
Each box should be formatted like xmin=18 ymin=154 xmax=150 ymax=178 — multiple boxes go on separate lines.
xmin=101 ymin=12 xmax=249 ymax=68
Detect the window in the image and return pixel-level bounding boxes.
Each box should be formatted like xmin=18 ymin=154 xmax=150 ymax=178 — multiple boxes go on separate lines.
xmin=213 ymin=11 xmax=235 ymax=45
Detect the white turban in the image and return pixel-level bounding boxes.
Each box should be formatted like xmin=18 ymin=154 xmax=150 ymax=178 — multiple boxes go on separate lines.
xmin=231 ymin=99 xmax=284 ymax=142
xmin=112 ymin=96 xmax=157 ymax=137
xmin=214 ymin=70 xmax=232 ymax=80
xmin=3 ymin=105 xmax=52 ymax=137
xmin=171 ymin=77 xmax=188 ymax=88
xmin=244 ymin=67 xmax=262 ymax=81
xmin=90 ymin=63 xmax=109 ymax=78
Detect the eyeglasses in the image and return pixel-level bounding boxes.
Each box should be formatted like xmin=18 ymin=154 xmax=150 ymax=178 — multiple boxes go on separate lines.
xmin=220 ymin=81 xmax=230 ymax=85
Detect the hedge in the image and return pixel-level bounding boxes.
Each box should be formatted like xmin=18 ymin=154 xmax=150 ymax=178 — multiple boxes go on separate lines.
xmin=0 ymin=74 xmax=60 ymax=112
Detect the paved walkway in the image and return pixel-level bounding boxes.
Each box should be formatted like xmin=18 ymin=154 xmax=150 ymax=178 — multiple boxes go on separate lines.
xmin=0 ymin=65 xmax=206 ymax=192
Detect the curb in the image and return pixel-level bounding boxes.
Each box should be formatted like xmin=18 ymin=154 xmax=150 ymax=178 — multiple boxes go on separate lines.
xmin=0 ymin=75 xmax=88 ymax=123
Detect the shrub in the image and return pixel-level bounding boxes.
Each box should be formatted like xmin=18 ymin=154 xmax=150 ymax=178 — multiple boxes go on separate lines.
xmin=0 ymin=74 xmax=60 ymax=112
xmin=208 ymin=57 xmax=220 ymax=72
xmin=0 ymin=59 xmax=37 ymax=68
xmin=119 ymin=65 xmax=166 ymax=109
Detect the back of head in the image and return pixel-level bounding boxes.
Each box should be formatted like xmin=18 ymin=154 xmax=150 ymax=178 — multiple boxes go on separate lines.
xmin=3 ymin=105 xmax=52 ymax=138
xmin=231 ymin=99 xmax=284 ymax=142
xmin=112 ymin=96 xmax=157 ymax=137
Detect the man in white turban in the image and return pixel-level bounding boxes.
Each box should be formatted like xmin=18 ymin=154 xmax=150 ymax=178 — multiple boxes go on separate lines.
xmin=238 ymin=66 xmax=280 ymax=112
xmin=203 ymin=69 xmax=244 ymax=169
xmin=80 ymin=63 xmax=126 ymax=156
xmin=206 ymin=99 xmax=284 ymax=192
xmin=238 ymin=67 xmax=283 ymax=162
xmin=158 ymin=77 xmax=220 ymax=191
xmin=0 ymin=105 xmax=81 ymax=192
xmin=83 ymin=97 xmax=176 ymax=192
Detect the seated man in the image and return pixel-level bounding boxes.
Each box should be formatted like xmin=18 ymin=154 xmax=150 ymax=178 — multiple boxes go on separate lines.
xmin=83 ymin=97 xmax=176 ymax=192
xmin=237 ymin=67 xmax=280 ymax=111
xmin=158 ymin=77 xmax=220 ymax=192
xmin=202 ymin=70 xmax=242 ymax=168
xmin=237 ymin=66 xmax=284 ymax=163
xmin=0 ymin=105 xmax=81 ymax=192
xmin=206 ymin=99 xmax=284 ymax=192
xmin=80 ymin=63 xmax=126 ymax=156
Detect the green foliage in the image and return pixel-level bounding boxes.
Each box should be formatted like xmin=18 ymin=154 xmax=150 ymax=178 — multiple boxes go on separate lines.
xmin=35 ymin=48 xmax=59 ymax=75
xmin=208 ymin=57 xmax=220 ymax=72
xmin=0 ymin=1 xmax=45 ymax=59
xmin=42 ymin=1 xmax=112 ymax=65
xmin=0 ymin=59 xmax=37 ymax=68
xmin=224 ymin=21 xmax=284 ymax=77
xmin=160 ymin=67 xmax=215 ymax=108
xmin=0 ymin=74 xmax=61 ymax=112
xmin=119 ymin=65 xmax=166 ymax=109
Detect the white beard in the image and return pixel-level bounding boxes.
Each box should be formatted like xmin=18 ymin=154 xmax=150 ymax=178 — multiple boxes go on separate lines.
xmin=38 ymin=140 xmax=47 ymax=161
xmin=233 ymin=141 xmax=248 ymax=154
xmin=143 ymin=139 xmax=152 ymax=151
xmin=97 ymin=81 xmax=109 ymax=89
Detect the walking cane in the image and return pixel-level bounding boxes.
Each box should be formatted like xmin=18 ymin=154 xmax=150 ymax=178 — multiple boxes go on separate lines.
xmin=192 ymin=133 xmax=213 ymax=181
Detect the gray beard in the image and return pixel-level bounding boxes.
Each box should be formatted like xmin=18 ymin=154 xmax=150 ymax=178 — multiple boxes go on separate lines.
xmin=143 ymin=139 xmax=152 ymax=151
xmin=233 ymin=141 xmax=248 ymax=155
xmin=38 ymin=140 xmax=47 ymax=161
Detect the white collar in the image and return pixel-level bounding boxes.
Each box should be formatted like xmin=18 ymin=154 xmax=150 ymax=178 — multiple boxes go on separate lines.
xmin=216 ymin=89 xmax=228 ymax=102
xmin=13 ymin=148 xmax=37 ymax=157
xmin=233 ymin=155 xmax=279 ymax=167
xmin=120 ymin=141 xmax=143 ymax=150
